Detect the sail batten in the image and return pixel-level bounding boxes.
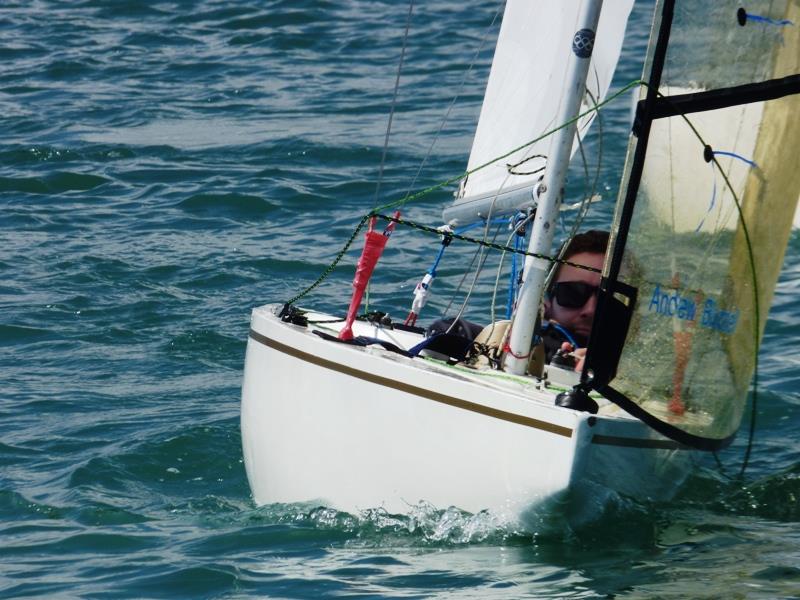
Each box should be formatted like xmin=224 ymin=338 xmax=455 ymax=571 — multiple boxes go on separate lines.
xmin=637 ymin=73 xmax=800 ymax=126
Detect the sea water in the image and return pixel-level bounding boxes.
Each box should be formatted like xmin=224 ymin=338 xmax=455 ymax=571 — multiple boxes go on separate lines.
xmin=2 ymin=1 xmax=799 ymax=598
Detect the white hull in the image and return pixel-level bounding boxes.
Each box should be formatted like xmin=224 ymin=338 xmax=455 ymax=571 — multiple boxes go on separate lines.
xmin=242 ymin=304 xmax=692 ymax=525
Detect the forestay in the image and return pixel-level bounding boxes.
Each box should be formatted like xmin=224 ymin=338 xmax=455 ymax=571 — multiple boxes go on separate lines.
xmin=443 ymin=0 xmax=634 ymax=226
xmin=595 ymin=0 xmax=800 ymax=447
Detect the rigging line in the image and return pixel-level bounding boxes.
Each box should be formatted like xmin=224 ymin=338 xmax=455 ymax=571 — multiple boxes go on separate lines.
xmin=372 ymin=78 xmax=645 ymax=215
xmin=473 ymin=106 xmax=536 ymax=336
xmin=401 ymin=1 xmax=503 ymax=204
xmin=684 ymin=168 xmax=758 ymax=475
xmin=575 ymin=87 xmax=603 ymax=232
xmin=506 ymin=154 xmax=547 ymax=176
xmin=689 ymin=6 xmax=769 ymax=282
xmin=712 ymin=449 xmax=730 ymax=479
xmin=441 ymin=192 xmax=508 ymax=322
xmin=507 ymin=230 xmax=522 ymax=319
xmin=662 ymin=36 xmax=676 ymax=237
xmin=697 ymin=147 xmax=762 ymax=273
xmin=723 ymin=162 xmax=760 ymax=479
xmin=490 ymin=212 xmax=535 ymax=332
xmin=284 ymin=214 xmax=371 ymax=307
xmin=695 ymin=150 xmax=759 ymax=233
xmin=365 ymin=0 xmax=413 ymax=313
xmin=478 ymin=133 xmax=527 ymax=328
xmin=445 ymin=197 xmax=499 ymax=334
xmin=373 ymin=0 xmax=414 ymax=208
xmin=555 ymin=129 xmax=589 ymax=284
xmin=448 ymin=221 xmax=504 ymax=332
xmin=442 ymin=237 xmax=484 ymax=317
xmin=489 ymin=223 xmax=513 ymax=328
xmin=445 ymin=171 xmax=512 ymax=333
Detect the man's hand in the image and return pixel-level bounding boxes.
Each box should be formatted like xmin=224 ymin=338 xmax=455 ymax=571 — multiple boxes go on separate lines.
xmin=572 ymin=347 xmax=587 ymax=372
xmin=558 ymin=342 xmax=586 ymax=372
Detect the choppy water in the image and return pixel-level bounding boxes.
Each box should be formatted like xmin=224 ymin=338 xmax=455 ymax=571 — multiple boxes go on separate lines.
xmin=2 ymin=1 xmax=799 ymax=598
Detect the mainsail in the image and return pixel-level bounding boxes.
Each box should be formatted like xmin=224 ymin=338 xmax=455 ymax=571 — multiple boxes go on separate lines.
xmin=589 ymin=0 xmax=800 ymax=448
xmin=442 ymin=0 xmax=634 ymax=226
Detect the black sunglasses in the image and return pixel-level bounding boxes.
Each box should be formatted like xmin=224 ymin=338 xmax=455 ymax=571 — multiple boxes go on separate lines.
xmin=551 ymin=281 xmax=599 ymax=309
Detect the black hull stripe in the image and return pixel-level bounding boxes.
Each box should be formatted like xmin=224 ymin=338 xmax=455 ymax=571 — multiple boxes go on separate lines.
xmin=591 ymin=434 xmax=684 ymax=450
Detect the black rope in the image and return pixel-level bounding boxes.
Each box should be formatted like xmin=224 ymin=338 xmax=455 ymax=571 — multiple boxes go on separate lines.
xmin=506 ymin=153 xmax=547 ymax=176
xmin=372 ymin=213 xmax=602 ymax=273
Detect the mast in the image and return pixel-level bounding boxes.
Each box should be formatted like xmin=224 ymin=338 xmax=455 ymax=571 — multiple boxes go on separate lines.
xmin=504 ymin=0 xmax=604 ymax=375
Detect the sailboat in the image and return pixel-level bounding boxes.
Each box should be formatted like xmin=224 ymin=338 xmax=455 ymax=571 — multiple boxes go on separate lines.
xmin=241 ymin=0 xmax=800 ymax=524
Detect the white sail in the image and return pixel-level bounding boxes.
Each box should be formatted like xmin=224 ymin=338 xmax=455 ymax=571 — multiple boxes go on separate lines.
xmin=443 ymin=0 xmax=634 ymax=225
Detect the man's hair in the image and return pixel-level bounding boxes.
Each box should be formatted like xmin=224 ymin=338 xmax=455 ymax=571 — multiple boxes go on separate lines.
xmin=550 ymin=229 xmax=609 ymax=286
xmin=562 ymin=229 xmax=609 ymax=261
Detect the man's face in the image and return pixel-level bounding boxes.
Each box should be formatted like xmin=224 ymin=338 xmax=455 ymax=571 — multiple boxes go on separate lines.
xmin=543 ymin=251 xmax=604 ymax=344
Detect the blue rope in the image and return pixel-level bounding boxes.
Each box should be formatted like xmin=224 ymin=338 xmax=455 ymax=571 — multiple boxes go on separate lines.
xmin=419 ymin=215 xmax=522 ymax=319
xmin=506 ymin=212 xmax=528 ymax=318
xmin=507 ymin=234 xmax=521 ymax=318
xmin=695 ymin=150 xmax=758 ymax=232
xmin=428 ymin=241 xmax=448 ymax=277
xmin=742 ymin=11 xmax=794 ymax=27
xmin=711 ymin=150 xmax=758 ymax=169
xmin=695 ymin=170 xmax=719 ymax=233
xmin=549 ymin=322 xmax=580 ymax=349
xmin=424 ymin=217 xmax=508 ymax=276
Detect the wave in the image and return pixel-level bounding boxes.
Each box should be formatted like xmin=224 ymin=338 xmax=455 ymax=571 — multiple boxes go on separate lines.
xmin=0 ymin=324 xmax=53 ymax=345
xmin=0 ymin=172 xmax=108 ymax=194
xmin=724 ymin=464 xmax=800 ymax=522
xmin=165 ymin=329 xmax=244 ymax=366
xmin=0 ymin=145 xmax=136 ymax=165
xmin=176 ymin=193 xmax=275 ymax=219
